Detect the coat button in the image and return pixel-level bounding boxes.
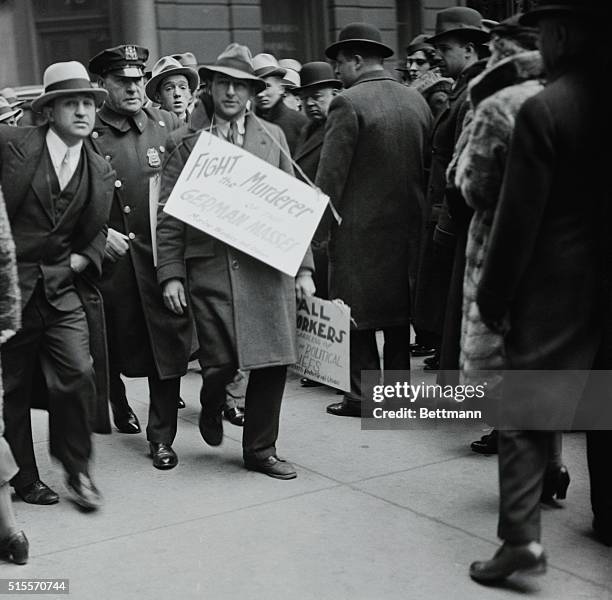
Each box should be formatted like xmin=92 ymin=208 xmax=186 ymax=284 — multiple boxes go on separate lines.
xmin=123 ymin=205 xmax=131 ymax=214
xmin=128 ymin=232 xmax=136 ymax=240
xmin=114 ymin=180 xmax=122 ymax=188
xmin=159 ymin=146 xmax=165 ymax=153
xmin=231 ymin=259 xmax=239 ymax=270
xmin=91 ymin=131 xmax=99 ymax=139
xmin=105 ymin=155 xmax=111 ymax=161
xmin=159 ymin=121 xmax=165 ymax=127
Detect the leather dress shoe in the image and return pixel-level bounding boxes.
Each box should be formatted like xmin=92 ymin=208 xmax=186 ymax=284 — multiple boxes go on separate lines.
xmin=0 ymin=531 xmax=29 ymax=565
xmin=149 ymin=442 xmax=178 ymax=469
xmin=245 ymin=455 xmax=297 ymax=480
xmin=470 ymin=430 xmax=498 ymax=455
xmin=178 ymin=397 xmax=186 ymax=409
xmin=300 ymin=377 xmax=323 ymax=388
xmin=470 ymin=543 xmax=547 ymax=584
xmin=223 ymin=406 xmax=245 ymax=427
xmin=113 ymin=408 xmax=141 ymax=434
xmin=14 ymin=480 xmax=59 ymax=505
xmin=199 ymin=411 xmax=223 ymax=446
xmin=541 ymin=465 xmax=570 ymax=503
xmin=410 ymin=344 xmax=437 ymax=357
xmin=326 ymin=399 xmax=361 ymax=417
xmin=66 ymin=473 xmax=103 ymax=510
xmin=593 ymin=518 xmax=612 ymax=547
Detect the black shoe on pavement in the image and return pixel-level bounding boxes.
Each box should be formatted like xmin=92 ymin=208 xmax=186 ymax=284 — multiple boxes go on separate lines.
xmin=411 ymin=344 xmax=437 ymax=357
xmin=178 ymin=397 xmax=186 ymax=409
xmin=593 ymin=518 xmax=612 ymax=547
xmin=470 ymin=430 xmax=498 ymax=455
xmin=326 ymin=399 xmax=361 ymax=417
xmin=0 ymin=530 xmax=29 ymax=565
xmin=113 ymin=407 xmax=141 ymax=434
xmin=300 ymin=377 xmax=323 ymax=388
xmin=14 ymin=480 xmax=59 ymax=505
xmin=223 ymin=407 xmax=244 ymax=427
xmin=149 ymin=442 xmax=178 ymax=470
xmin=470 ymin=543 xmax=546 ymax=584
xmin=244 ymin=455 xmax=297 ymax=480
xmin=199 ymin=411 xmax=223 ymax=446
xmin=65 ymin=473 xmax=103 ymax=510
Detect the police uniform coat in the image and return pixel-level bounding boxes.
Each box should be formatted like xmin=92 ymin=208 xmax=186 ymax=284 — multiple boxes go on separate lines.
xmin=315 ymin=70 xmax=432 ymax=330
xmin=157 ymin=114 xmax=313 ymax=369
xmin=91 ymin=105 xmax=192 ymax=379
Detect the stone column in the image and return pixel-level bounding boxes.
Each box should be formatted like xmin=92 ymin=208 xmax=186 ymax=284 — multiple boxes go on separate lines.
xmin=119 ymin=0 xmax=160 ymax=62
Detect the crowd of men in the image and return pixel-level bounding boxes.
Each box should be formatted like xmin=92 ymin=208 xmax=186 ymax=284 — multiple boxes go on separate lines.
xmin=0 ymin=0 xmax=610 ymax=584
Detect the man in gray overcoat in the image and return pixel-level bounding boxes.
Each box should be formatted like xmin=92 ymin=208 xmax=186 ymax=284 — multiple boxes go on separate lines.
xmin=315 ymin=23 xmax=432 ymax=417
xmin=157 ymin=44 xmax=315 ymax=480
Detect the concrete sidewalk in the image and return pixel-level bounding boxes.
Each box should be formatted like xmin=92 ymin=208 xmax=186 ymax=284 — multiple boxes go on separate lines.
xmin=0 ymin=362 xmax=610 ymax=600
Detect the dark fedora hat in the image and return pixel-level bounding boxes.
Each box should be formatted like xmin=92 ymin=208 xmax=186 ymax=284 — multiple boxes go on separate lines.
xmin=427 ymin=7 xmax=490 ymax=45
xmin=294 ymin=62 xmax=342 ymax=92
xmin=325 ymin=22 xmax=394 ymax=60
xmin=198 ymin=43 xmax=266 ymax=93
xmin=519 ymin=0 xmax=607 ymax=26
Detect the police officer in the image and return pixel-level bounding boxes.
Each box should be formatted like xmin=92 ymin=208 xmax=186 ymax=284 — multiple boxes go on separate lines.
xmin=88 ymin=45 xmax=192 ymax=470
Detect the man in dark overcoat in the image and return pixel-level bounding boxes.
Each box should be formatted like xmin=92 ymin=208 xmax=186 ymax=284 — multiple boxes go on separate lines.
xmin=157 ymin=44 xmax=315 ymax=480
xmin=88 ymin=45 xmax=192 ymax=470
xmin=413 ymin=7 xmax=489 ymax=372
xmin=253 ymin=53 xmax=308 ymax=155
xmin=0 ymin=61 xmax=113 ymax=509
xmin=315 ymin=23 xmax=432 ymax=417
xmin=470 ymin=2 xmax=611 ymax=583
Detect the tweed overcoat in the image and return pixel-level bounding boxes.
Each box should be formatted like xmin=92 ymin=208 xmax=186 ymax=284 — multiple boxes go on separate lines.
xmin=477 ymin=69 xmax=606 ymax=423
xmin=455 ymin=51 xmax=544 ymax=376
xmin=315 ymin=70 xmax=432 ymax=330
xmin=91 ymin=104 xmax=193 ymax=379
xmin=156 ymin=114 xmax=313 ymax=369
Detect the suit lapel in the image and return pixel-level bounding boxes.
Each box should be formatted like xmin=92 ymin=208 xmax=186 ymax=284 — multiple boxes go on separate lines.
xmin=30 ymin=149 xmax=56 ymax=225
xmin=294 ymin=124 xmax=323 ymax=162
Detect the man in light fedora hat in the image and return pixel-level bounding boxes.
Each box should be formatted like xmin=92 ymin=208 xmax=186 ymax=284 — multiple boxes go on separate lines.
xmin=253 ymin=52 xmax=307 ymax=154
xmin=145 ymin=55 xmax=199 ymax=123
xmin=0 ymin=61 xmax=113 ymax=509
xmin=88 ymin=45 xmax=192 ymax=471
xmin=157 ymin=43 xmax=315 ymax=480
xmin=315 ymin=23 xmax=432 ymax=417
xmin=0 ymin=97 xmax=22 ymax=127
xmin=413 ymin=7 xmax=489 ymax=378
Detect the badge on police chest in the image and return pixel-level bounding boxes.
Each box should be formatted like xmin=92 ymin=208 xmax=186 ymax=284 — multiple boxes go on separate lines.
xmin=147 ymin=148 xmax=161 ymax=168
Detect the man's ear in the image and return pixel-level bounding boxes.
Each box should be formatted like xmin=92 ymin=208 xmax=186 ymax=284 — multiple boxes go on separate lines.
xmin=464 ymin=41 xmax=477 ymax=60
xmin=353 ymin=54 xmax=365 ymax=70
xmin=42 ymin=104 xmax=54 ymax=123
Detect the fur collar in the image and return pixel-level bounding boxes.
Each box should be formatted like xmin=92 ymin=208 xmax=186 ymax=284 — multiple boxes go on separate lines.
xmin=469 ymin=51 xmax=544 ymax=108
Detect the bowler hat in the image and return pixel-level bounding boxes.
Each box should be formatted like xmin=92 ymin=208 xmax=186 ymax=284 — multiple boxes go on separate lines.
xmin=0 ymin=87 xmax=24 ymax=109
xmin=145 ymin=56 xmax=199 ymax=101
xmin=519 ymin=0 xmax=607 ymax=26
xmin=0 ymin=97 xmax=23 ymax=123
xmin=325 ymin=22 xmax=394 ymax=60
xmin=294 ymin=62 xmax=341 ymax=92
xmin=427 ymin=7 xmax=490 ymax=45
xmin=252 ymin=53 xmax=287 ymax=79
xmin=198 ymin=44 xmax=266 ymax=93
xmin=88 ymin=44 xmax=148 ymax=78
xmin=32 ymin=61 xmax=107 ymax=113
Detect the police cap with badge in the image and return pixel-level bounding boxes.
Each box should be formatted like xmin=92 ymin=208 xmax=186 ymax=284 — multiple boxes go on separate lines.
xmin=89 ymin=44 xmax=149 ymax=78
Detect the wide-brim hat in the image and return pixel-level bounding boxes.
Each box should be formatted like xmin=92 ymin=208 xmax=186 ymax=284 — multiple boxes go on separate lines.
xmin=198 ymin=43 xmax=266 ymax=93
xmin=171 ymin=52 xmax=199 ymax=69
xmin=145 ymin=56 xmax=199 ymax=100
xmin=32 ymin=61 xmax=107 ymax=113
xmin=325 ymin=22 xmax=394 ymax=60
xmin=519 ymin=0 xmax=607 ymax=26
xmin=294 ymin=61 xmax=342 ymax=91
xmin=281 ymin=68 xmax=301 ymax=89
xmin=427 ymin=7 xmax=490 ymax=45
xmin=252 ymin=53 xmax=287 ymax=79
xmin=0 ymin=97 xmax=23 ymax=122
xmin=0 ymin=87 xmax=24 ymax=109
xmin=278 ymin=58 xmax=302 ymax=73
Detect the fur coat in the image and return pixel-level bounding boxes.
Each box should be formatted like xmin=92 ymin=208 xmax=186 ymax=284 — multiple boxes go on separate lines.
xmin=455 ymin=50 xmax=544 ymax=376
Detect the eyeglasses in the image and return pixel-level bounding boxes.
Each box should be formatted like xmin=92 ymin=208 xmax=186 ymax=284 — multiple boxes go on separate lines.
xmin=407 ymin=58 xmax=428 ymax=67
